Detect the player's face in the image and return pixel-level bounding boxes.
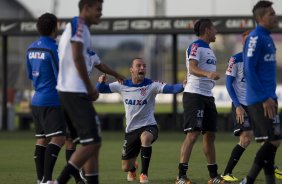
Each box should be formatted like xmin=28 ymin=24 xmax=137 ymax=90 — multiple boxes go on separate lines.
xmin=130 ymin=59 xmax=146 ymax=82
xmin=207 ymin=25 xmax=217 ymax=43
xmin=260 ymin=7 xmax=278 ymax=30
xmin=86 ymin=2 xmax=103 ymax=25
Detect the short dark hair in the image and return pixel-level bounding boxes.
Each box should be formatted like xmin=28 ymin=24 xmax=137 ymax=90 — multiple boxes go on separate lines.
xmin=36 ymin=13 xmax=57 ymax=36
xmin=194 ymin=19 xmax=213 ymax=36
xmin=252 ymin=1 xmax=273 ymax=22
xmin=79 ymin=0 xmax=103 ymax=12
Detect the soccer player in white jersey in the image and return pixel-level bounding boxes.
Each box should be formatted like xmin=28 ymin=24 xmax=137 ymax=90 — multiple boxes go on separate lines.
xmin=175 ymin=19 xmax=228 ymax=184
xmin=54 ymin=0 xmax=125 ymax=184
xmin=221 ymin=30 xmax=252 ymax=182
xmin=96 ymin=58 xmax=185 ymax=183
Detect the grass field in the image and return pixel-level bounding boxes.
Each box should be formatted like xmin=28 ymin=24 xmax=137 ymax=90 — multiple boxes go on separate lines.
xmin=0 ymin=131 xmax=281 ymax=184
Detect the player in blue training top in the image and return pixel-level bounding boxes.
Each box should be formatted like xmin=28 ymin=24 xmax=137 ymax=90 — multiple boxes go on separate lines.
xmin=221 ymin=30 xmax=252 ymax=182
xmin=240 ymin=1 xmax=281 ymax=184
xmin=176 ymin=18 xmax=229 ymax=184
xmin=26 ymin=13 xmax=66 ymax=184
xmin=96 ymin=58 xmax=185 ymax=184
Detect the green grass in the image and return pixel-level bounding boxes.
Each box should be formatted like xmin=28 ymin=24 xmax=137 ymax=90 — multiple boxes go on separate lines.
xmin=94 ymin=103 xmax=232 ymax=114
xmin=0 ymin=131 xmax=281 ymax=184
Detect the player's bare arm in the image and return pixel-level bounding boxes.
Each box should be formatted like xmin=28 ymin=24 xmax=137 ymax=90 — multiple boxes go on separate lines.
xmin=95 ymin=63 xmax=125 ymax=83
xmin=72 ymin=41 xmax=99 ymax=101
xmin=189 ymin=59 xmax=220 ymax=80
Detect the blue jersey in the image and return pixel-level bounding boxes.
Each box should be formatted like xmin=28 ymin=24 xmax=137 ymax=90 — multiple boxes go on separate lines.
xmin=225 ymin=52 xmax=247 ymax=106
xmin=243 ymin=25 xmax=277 ymax=105
xmin=26 ymin=36 xmax=60 ymax=106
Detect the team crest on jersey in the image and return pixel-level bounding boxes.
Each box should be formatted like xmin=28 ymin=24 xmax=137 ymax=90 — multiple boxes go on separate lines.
xmin=140 ymin=87 xmax=147 ymax=96
xmin=190 ymin=43 xmax=199 ymax=57
xmin=226 ymin=57 xmax=235 ymax=73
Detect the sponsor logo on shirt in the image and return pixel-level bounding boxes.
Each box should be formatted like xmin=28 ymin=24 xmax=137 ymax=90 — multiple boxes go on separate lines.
xmin=28 ymin=52 xmax=45 ymax=59
xmin=264 ymin=54 xmax=276 ymax=62
xmin=206 ymin=58 xmax=216 ymax=65
xmin=247 ymin=36 xmax=258 ymax=57
xmin=125 ymin=99 xmax=147 ymax=105
xmin=190 ymin=43 xmax=198 ymax=57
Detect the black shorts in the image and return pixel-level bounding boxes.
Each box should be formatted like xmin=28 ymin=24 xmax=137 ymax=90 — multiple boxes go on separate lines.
xmin=31 ymin=106 xmax=66 ymax=139
xmin=183 ymin=92 xmax=217 ymax=133
xmin=231 ymin=103 xmax=252 ymax=136
xmin=59 ymin=92 xmax=101 ymax=145
xmin=121 ymin=125 xmax=158 ymax=160
xmin=247 ymin=102 xmax=281 ymax=142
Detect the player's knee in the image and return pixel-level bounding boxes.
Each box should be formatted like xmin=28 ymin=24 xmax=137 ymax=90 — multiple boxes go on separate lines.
xmin=186 ymin=132 xmax=199 ymax=144
xmin=239 ymin=133 xmax=252 ymax=148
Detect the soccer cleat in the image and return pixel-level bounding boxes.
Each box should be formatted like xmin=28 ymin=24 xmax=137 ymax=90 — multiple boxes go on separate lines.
xmin=239 ymin=177 xmax=247 ymax=184
xmin=221 ymin=174 xmax=238 ymax=182
xmin=139 ymin=173 xmax=149 ymax=183
xmin=275 ymin=167 xmax=282 ymax=180
xmin=127 ymin=161 xmax=138 ymax=182
xmin=175 ymin=175 xmax=191 ymax=184
xmin=208 ymin=175 xmax=230 ymax=184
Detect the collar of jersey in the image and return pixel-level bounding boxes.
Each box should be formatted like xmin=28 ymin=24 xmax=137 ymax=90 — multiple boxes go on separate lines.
xmin=256 ymin=25 xmax=271 ymax=35
xmin=124 ymin=78 xmax=152 ymax=87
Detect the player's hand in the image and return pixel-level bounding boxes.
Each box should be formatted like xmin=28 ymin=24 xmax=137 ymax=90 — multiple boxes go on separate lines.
xmin=98 ymin=73 xmax=108 ymax=83
xmin=88 ymin=87 xmax=99 ymax=101
xmin=236 ymin=106 xmax=246 ymax=124
xmin=115 ymin=74 xmax=126 ymax=84
xmin=207 ymin=72 xmax=220 ymax=80
xmin=263 ymin=98 xmax=277 ymax=119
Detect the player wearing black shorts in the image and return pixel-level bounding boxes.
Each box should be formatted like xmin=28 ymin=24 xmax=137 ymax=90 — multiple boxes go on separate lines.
xmin=221 ymin=31 xmax=253 ymax=182
xmin=26 ymin=13 xmax=66 ymax=184
xmin=240 ymin=1 xmax=281 ymax=184
xmin=54 ymin=0 xmax=124 ymax=184
xmin=97 ymin=58 xmax=185 ymax=183
xmin=176 ymin=19 xmax=227 ymax=184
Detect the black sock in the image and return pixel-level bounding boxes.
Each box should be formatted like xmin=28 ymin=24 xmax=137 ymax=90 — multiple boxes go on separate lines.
xmin=178 ymin=163 xmax=188 ymax=178
xmin=246 ymin=176 xmax=255 ymax=184
xmin=223 ymin=144 xmax=245 ymax=175
xmin=263 ymin=142 xmax=277 ymax=184
xmin=65 ymin=149 xmax=82 ymax=182
xmin=42 ymin=143 xmax=61 ymax=182
xmin=141 ymin=146 xmax=152 ymax=175
xmin=85 ymin=175 xmax=99 ymax=184
xmin=57 ymin=162 xmax=79 ymax=184
xmin=247 ymin=143 xmax=271 ymax=180
xmin=130 ymin=165 xmax=136 ymax=172
xmin=65 ymin=149 xmax=75 ymax=162
xmin=34 ymin=145 xmax=46 ymax=181
xmin=207 ymin=164 xmax=218 ymax=179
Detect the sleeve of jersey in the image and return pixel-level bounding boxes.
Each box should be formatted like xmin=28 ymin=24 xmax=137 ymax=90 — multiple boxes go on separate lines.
xmin=50 ymin=50 xmax=59 ymax=80
xmin=162 ymin=84 xmax=184 ymax=94
xmin=70 ymin=22 xmax=85 ymax=44
xmin=244 ymin=36 xmax=268 ymax=101
xmin=226 ymin=76 xmax=240 ymax=107
xmin=187 ymin=43 xmax=200 ymax=62
xmin=96 ymin=82 xmax=112 ymax=93
xmin=86 ymin=51 xmax=101 ymax=66
xmin=225 ymin=57 xmax=237 ymax=77
xmin=26 ymin=54 xmax=32 ymax=80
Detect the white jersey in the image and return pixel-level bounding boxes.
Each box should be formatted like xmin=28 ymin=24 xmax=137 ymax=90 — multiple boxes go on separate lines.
xmin=225 ymin=52 xmax=247 ymax=105
xmin=57 ymin=17 xmax=101 ymax=93
xmin=184 ymin=39 xmax=217 ymax=96
xmin=109 ymin=78 xmax=165 ymax=133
